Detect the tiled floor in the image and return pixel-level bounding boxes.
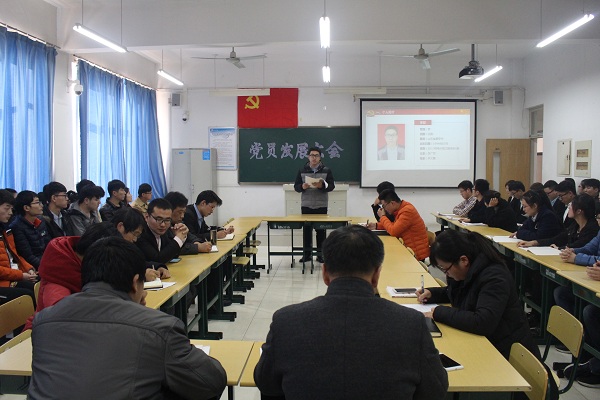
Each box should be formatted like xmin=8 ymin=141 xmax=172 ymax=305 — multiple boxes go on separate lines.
xmin=2 ymin=245 xmax=598 ymax=400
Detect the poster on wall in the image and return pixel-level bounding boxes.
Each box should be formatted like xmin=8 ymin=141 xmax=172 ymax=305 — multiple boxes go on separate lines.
xmin=208 ymin=127 xmax=237 ymax=170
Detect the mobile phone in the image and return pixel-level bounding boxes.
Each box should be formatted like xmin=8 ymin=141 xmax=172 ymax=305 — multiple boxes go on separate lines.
xmin=169 ymin=258 xmax=181 ymax=263
xmin=439 ymin=354 xmax=463 ymax=371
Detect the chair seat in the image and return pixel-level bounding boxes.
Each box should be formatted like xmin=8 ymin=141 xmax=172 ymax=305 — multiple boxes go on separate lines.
xmin=232 ymin=256 xmax=251 ymax=266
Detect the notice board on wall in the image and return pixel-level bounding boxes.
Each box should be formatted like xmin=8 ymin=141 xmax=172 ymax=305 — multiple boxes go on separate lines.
xmin=238 ymin=127 xmax=361 ymax=184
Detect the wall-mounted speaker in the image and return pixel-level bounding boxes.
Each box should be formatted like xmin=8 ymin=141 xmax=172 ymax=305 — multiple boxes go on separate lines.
xmin=493 ymin=90 xmax=504 ymax=105
xmin=171 ymin=93 xmax=181 ymax=107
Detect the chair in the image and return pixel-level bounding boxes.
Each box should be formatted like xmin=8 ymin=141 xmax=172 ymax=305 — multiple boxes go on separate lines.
xmin=434 ymin=277 xmax=447 ymax=287
xmin=541 ymin=305 xmax=584 ymax=394
xmin=0 ymin=295 xmax=34 ymax=337
xmin=405 ymin=246 xmax=416 ymax=258
xmin=34 ymin=281 xmax=40 ymax=303
xmin=0 ymin=329 xmax=31 ymax=354
xmin=418 ymin=260 xmax=429 ymax=272
xmin=426 ymin=230 xmax=436 ymax=246
xmin=509 ymin=342 xmax=548 ymax=400
xmin=397 ymin=237 xmax=404 ymax=245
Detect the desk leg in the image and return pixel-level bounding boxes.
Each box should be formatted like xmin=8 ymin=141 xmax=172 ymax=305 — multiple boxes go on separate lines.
xmin=267 ymin=225 xmax=272 ymax=273
xmin=208 ymin=263 xmax=237 ymax=322
xmin=228 ymin=385 xmax=234 ymax=400
xmin=189 ymin=278 xmax=223 ymax=340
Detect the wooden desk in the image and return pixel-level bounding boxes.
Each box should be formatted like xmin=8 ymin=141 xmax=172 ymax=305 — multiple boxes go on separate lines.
xmin=0 ymin=336 xmax=254 ymax=398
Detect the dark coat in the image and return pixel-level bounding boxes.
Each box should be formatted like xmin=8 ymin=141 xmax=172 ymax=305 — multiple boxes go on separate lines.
xmin=428 ymin=253 xmax=540 ymax=360
xmin=9 ymin=216 xmax=51 ymax=268
xmin=182 ymin=204 xmax=218 ymax=241
xmin=516 ymin=206 xmax=563 ymax=241
xmin=99 ymin=200 xmax=123 ymax=222
xmin=484 ymin=198 xmax=518 ymax=232
xmin=509 ymin=197 xmax=526 ymax=223
xmin=254 ymin=277 xmax=448 ymax=400
xmin=41 ymin=206 xmax=75 ymax=238
xmin=135 ymin=224 xmax=181 ymax=264
xmin=537 ymin=218 xmax=599 ymax=248
xmin=552 ymin=199 xmax=567 ymax=224
xmin=467 ymin=199 xmax=486 ymax=223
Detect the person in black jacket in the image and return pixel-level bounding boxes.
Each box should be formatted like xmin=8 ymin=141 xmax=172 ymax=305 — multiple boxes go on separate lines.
xmin=482 ymin=190 xmax=517 ymax=232
xmin=9 ymin=191 xmax=51 ymax=268
xmin=460 ymin=178 xmax=489 ymax=223
xmin=41 ymin=181 xmax=75 ymax=238
xmin=518 ymin=194 xmax=599 ymax=249
xmin=136 ymin=198 xmax=187 ymax=265
xmin=508 ymin=181 xmax=527 ymax=223
xmin=513 ymin=190 xmax=563 ymax=241
xmin=183 ymin=190 xmax=234 ymax=241
xmin=417 ymin=229 xmax=540 ymax=360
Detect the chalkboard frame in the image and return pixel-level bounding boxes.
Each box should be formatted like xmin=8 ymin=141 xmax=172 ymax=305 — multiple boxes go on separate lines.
xmin=238 ymin=127 xmax=361 ymax=184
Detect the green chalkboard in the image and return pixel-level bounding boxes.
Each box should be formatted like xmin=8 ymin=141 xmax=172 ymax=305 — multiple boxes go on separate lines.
xmin=238 ymin=127 xmax=361 ymax=183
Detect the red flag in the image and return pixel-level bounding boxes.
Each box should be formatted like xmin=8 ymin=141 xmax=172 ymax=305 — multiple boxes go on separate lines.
xmin=237 ymin=88 xmax=298 ymax=128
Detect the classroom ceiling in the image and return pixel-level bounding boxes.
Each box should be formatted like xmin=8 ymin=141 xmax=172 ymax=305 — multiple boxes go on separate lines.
xmin=43 ymin=0 xmax=600 ymax=89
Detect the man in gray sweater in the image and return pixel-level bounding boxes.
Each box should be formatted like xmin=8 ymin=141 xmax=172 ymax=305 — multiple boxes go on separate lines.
xmin=293 ymin=146 xmax=335 ymax=263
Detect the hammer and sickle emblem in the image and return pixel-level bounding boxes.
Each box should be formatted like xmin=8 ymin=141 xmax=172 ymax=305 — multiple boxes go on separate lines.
xmin=244 ymin=96 xmax=260 ymax=109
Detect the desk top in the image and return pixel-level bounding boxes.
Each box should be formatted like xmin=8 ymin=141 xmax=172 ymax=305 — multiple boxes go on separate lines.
xmin=190 ymin=340 xmax=255 ymax=386
xmin=557 ymin=270 xmax=600 ymax=294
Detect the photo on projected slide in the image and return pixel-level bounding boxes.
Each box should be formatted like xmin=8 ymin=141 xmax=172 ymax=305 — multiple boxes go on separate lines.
xmin=361 ymin=99 xmax=477 ymax=188
xmin=377 ymin=124 xmax=405 ymax=161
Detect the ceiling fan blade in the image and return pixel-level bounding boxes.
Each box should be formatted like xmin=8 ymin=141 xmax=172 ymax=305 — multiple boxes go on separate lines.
xmin=239 ymin=55 xmax=267 ymax=60
xmin=420 ymin=59 xmax=431 ymax=70
xmin=226 ymin=58 xmax=246 ymax=68
xmin=381 ymin=54 xmax=415 ymax=58
xmin=427 ymin=48 xmax=460 ymax=57
xmin=191 ymin=56 xmax=227 ymax=60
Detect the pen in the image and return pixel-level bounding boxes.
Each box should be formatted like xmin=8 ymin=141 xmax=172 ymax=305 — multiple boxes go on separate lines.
xmin=420 ymin=274 xmax=425 ymax=295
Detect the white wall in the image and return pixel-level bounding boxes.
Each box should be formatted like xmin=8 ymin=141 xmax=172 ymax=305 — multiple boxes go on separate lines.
xmin=523 ymin=42 xmax=600 ymax=185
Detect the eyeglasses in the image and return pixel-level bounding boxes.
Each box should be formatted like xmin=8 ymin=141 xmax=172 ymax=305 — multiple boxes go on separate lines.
xmin=434 ymin=262 xmax=454 ymax=274
xmin=30 ymin=201 xmax=41 ymax=206
xmin=54 ymin=194 xmax=68 ymax=198
xmin=308 ymin=153 xmax=321 ymax=158
xmin=150 ymin=215 xmax=172 ymax=225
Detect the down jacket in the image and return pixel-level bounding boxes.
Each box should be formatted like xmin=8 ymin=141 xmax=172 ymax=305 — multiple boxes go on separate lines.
xmin=377 ymin=200 xmax=430 ymax=260
xmin=0 ymin=227 xmax=35 ymax=287
xmin=9 ymin=216 xmax=51 ymax=268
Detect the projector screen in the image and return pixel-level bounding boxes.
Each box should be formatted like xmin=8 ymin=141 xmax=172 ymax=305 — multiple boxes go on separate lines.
xmin=360 ymin=99 xmax=477 ymax=188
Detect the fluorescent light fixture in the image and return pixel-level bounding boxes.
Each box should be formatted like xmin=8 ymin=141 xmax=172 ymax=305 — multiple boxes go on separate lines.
xmin=323 ymin=87 xmax=387 ymax=95
xmin=209 ymin=88 xmax=271 ymax=97
xmin=157 ymin=69 xmax=184 ymax=86
xmin=474 ymin=65 xmax=503 ymax=82
xmin=73 ymin=23 xmax=127 ymax=53
xmin=536 ymin=14 xmax=594 ymax=48
xmin=320 ymin=16 xmax=330 ymax=48
xmin=322 ymin=66 xmax=331 ymax=83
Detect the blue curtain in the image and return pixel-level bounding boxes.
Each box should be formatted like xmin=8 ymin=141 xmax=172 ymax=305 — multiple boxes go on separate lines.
xmin=0 ymin=27 xmax=56 ymax=191
xmin=79 ymin=61 xmax=166 ymax=198
xmin=123 ymin=81 xmax=167 ymax=198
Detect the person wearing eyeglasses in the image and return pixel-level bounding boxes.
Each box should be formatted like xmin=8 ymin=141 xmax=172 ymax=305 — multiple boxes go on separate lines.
xmin=136 ymin=198 xmax=188 ymax=266
xmin=543 ymin=179 xmax=566 ymax=221
xmin=511 ymin=190 xmax=562 ymax=241
xmin=9 ymin=190 xmax=51 ymax=268
xmin=416 ymin=229 xmax=539 ymax=360
xmin=294 ymin=146 xmax=335 ymax=263
xmin=41 ymin=181 xmax=75 ymax=238
xmin=555 ymin=180 xmax=577 ymax=228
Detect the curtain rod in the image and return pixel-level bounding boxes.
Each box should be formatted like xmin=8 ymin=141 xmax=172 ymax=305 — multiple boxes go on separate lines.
xmin=74 ymin=55 xmax=154 ymax=91
xmin=0 ymin=21 xmax=60 ymax=49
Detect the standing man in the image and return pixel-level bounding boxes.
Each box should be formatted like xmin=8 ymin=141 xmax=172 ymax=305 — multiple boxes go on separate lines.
xmin=294 ymin=147 xmax=335 ymax=263
xmin=41 ymin=181 xmax=75 ymax=238
xmin=99 ymin=179 xmax=127 ymax=222
xmin=132 ymin=183 xmax=152 ymax=216
xmin=254 ymin=225 xmax=448 ymax=399
xmin=29 ymin=237 xmax=227 ymax=400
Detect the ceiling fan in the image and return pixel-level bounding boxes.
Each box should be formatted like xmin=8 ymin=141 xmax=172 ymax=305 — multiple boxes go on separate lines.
xmin=382 ymin=44 xmax=460 ymax=70
xmin=192 ymin=47 xmax=266 ymax=69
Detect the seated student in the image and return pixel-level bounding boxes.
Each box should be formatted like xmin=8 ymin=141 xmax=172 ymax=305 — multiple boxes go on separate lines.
xmin=482 ymin=190 xmax=517 ymax=232
xmin=183 ymin=190 xmax=234 ymax=241
xmin=418 ymin=229 xmax=540 ymax=360
xmin=505 ymin=179 xmax=515 ymax=203
xmin=459 ymin=178 xmax=489 ymax=223
xmin=556 ymin=179 xmax=577 ymax=228
xmin=132 ymin=183 xmax=152 ymax=216
xmin=23 ymin=222 xmax=119 ymax=331
xmin=582 ymin=178 xmax=600 ymax=199
xmin=0 ymin=190 xmax=37 ymax=306
xmin=99 ymin=179 xmax=127 ymax=222
xmin=367 ymin=189 xmax=429 ymax=261
xmin=512 ymin=190 xmax=562 ymax=241
xmin=530 ymin=182 xmax=544 ymax=192
xmin=544 ymin=179 xmax=566 ymax=221
xmin=508 ymin=180 xmax=527 ymax=223
xmin=136 ymin=198 xmax=188 ymax=264
xmin=518 ymin=194 xmax=599 ymax=249
xmin=28 ymin=237 xmax=227 ymax=400
xmin=111 ymin=207 xmax=170 ymax=281
xmin=164 ymin=191 xmax=212 ymax=254
xmin=555 ymin=263 xmax=600 ymax=387
xmin=9 ymin=191 xmax=51 ymax=268
xmin=452 ymin=180 xmax=477 ymax=217
xmin=67 ymin=184 xmax=105 ymax=235
xmin=41 ymin=181 xmax=75 ymax=238
xmin=371 ymin=181 xmax=395 ymax=222
xmin=255 ymin=225 xmax=448 ymax=399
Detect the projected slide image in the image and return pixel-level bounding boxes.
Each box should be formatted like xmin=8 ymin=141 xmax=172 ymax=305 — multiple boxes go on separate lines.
xmin=377 ymin=124 xmax=405 ymax=161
